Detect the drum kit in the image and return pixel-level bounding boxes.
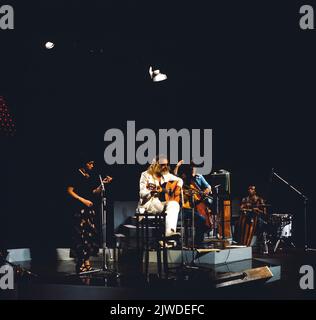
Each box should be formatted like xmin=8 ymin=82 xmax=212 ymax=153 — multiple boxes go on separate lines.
xmin=255 ymin=204 xmax=295 ymax=253
xmin=267 ymin=212 xmax=295 ymax=252
xmin=237 ymin=201 xmax=295 ymax=253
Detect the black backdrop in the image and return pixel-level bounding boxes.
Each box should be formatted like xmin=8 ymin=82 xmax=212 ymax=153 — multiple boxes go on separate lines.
xmin=1 ymin=1 xmax=315 ymax=251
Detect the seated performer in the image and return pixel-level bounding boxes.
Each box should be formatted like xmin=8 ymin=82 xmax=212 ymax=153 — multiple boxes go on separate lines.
xmin=237 ymin=185 xmax=267 ymax=247
xmin=174 ymin=160 xmax=213 ymax=246
xmin=67 ymin=157 xmax=112 ymax=273
xmin=138 ymin=155 xmax=183 ymax=239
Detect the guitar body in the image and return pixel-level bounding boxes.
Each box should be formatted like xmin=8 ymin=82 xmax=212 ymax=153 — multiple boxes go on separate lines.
xmin=147 ymin=181 xmax=181 ymax=203
xmin=196 ymin=201 xmax=212 ymax=229
xmin=160 ymin=181 xmax=181 ymax=203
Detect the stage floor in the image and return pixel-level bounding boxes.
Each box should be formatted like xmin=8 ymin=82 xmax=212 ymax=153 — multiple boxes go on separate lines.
xmin=2 ymin=248 xmax=316 ymax=300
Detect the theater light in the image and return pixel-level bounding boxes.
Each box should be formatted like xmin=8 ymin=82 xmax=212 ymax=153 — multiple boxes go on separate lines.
xmin=149 ymin=66 xmax=167 ymax=82
xmin=44 ymin=41 xmax=55 ymax=49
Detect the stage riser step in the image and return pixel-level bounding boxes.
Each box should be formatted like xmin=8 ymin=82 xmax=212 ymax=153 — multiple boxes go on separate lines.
xmin=6 ymin=247 xmax=253 ymax=266
xmin=5 ymin=248 xmax=115 ymax=263
xmin=148 ymin=247 xmax=252 ymax=265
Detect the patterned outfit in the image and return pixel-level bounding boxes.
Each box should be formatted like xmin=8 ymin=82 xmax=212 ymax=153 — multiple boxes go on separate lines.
xmin=237 ymin=195 xmax=266 ymax=246
xmin=69 ymin=171 xmax=99 ymax=265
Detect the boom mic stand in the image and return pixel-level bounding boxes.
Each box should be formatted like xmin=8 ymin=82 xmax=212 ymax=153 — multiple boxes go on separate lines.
xmin=271 ymin=169 xmax=315 ymax=252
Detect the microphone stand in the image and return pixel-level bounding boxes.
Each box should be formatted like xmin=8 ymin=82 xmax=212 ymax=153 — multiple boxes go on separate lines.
xmin=214 ymin=184 xmax=221 ymax=239
xmin=272 ymin=170 xmax=315 ymax=252
xmin=183 ymin=188 xmax=200 ymax=269
xmin=99 ymin=175 xmax=108 ymax=271
xmin=96 ymin=175 xmax=120 ymax=278
xmin=168 ymin=187 xmax=200 ymax=276
xmin=187 ymin=192 xmax=200 ymax=269
xmin=179 ymin=187 xmax=185 ymax=266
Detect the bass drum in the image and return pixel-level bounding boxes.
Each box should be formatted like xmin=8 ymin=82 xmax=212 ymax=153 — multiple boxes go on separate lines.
xmin=268 ymin=213 xmax=293 ymax=238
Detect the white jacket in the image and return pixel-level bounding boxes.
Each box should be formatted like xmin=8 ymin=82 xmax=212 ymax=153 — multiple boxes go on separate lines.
xmin=138 ymin=170 xmax=183 ymax=206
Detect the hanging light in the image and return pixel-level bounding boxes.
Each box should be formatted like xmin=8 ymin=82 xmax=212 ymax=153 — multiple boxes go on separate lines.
xmin=44 ymin=41 xmax=55 ymax=49
xmin=149 ymin=66 xmax=167 ymax=82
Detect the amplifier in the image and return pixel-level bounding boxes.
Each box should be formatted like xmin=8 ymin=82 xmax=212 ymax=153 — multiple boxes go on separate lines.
xmin=211 ymin=169 xmax=231 ymax=195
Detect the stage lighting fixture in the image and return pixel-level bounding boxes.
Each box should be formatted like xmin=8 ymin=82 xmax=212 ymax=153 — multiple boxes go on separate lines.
xmin=44 ymin=41 xmax=55 ymax=49
xmin=149 ymin=66 xmax=167 ymax=82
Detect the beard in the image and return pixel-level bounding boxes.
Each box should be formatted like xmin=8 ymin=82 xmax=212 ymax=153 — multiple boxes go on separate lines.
xmin=161 ymin=166 xmax=170 ymax=175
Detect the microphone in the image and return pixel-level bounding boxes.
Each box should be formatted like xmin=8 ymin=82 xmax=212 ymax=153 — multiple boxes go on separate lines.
xmin=99 ymin=174 xmax=105 ymax=191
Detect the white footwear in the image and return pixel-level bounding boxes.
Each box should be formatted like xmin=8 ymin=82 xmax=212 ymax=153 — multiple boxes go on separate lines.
xmin=159 ymin=240 xmax=177 ymax=248
xmin=165 ymin=231 xmax=181 ymax=238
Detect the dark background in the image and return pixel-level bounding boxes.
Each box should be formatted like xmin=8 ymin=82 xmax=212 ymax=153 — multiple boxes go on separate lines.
xmin=0 ymin=1 xmax=315 ymax=250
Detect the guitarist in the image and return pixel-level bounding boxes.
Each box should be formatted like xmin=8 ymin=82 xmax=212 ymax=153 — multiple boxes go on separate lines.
xmin=138 ymin=155 xmax=183 ymax=238
xmin=174 ymin=160 xmax=213 ymax=247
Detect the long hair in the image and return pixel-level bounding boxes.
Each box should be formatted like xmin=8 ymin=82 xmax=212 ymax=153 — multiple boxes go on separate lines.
xmin=176 ymin=164 xmax=192 ymax=186
xmin=147 ymin=162 xmax=162 ymax=178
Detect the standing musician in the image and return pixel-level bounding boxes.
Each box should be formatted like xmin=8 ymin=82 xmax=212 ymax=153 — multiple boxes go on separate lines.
xmin=67 ymin=157 xmax=112 ymax=273
xmin=174 ymin=160 xmax=213 ymax=247
xmin=237 ymin=185 xmax=267 ymax=247
xmin=138 ymin=155 xmax=183 ymax=239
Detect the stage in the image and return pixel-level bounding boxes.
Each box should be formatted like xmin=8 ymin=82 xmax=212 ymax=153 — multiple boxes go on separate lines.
xmin=1 ymin=1 xmax=316 ymax=305
xmin=2 ymin=248 xmax=316 ymax=300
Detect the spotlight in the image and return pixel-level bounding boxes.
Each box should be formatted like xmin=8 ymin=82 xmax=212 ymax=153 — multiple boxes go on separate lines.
xmin=44 ymin=41 xmax=55 ymax=49
xmin=149 ymin=66 xmax=167 ymax=82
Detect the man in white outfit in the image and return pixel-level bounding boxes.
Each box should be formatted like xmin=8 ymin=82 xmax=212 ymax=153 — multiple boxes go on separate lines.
xmin=138 ymin=156 xmax=183 ymax=237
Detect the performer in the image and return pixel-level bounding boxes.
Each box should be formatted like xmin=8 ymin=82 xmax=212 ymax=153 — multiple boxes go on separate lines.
xmin=237 ymin=185 xmax=267 ymax=247
xmin=138 ymin=155 xmax=183 ymax=239
xmin=174 ymin=160 xmax=213 ymax=246
xmin=67 ymin=158 xmax=112 ymax=273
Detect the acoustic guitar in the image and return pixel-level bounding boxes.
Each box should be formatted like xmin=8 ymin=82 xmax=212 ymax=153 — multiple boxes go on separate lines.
xmin=147 ymin=181 xmax=181 ymax=203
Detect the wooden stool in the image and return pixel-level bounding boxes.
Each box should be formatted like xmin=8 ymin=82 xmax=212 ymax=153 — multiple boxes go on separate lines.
xmin=135 ymin=211 xmax=168 ymax=279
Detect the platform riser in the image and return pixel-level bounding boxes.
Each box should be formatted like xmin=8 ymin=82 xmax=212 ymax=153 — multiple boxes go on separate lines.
xmin=147 ymin=247 xmax=252 ymax=265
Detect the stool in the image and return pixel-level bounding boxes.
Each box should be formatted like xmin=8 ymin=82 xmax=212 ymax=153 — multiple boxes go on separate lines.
xmin=135 ymin=211 xmax=168 ymax=279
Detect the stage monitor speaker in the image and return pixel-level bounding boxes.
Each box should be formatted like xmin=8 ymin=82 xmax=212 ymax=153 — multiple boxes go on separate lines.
xmin=215 ymin=266 xmax=273 ymax=288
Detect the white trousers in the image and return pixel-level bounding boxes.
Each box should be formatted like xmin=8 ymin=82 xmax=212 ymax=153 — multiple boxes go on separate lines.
xmin=141 ymin=198 xmax=180 ymax=234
